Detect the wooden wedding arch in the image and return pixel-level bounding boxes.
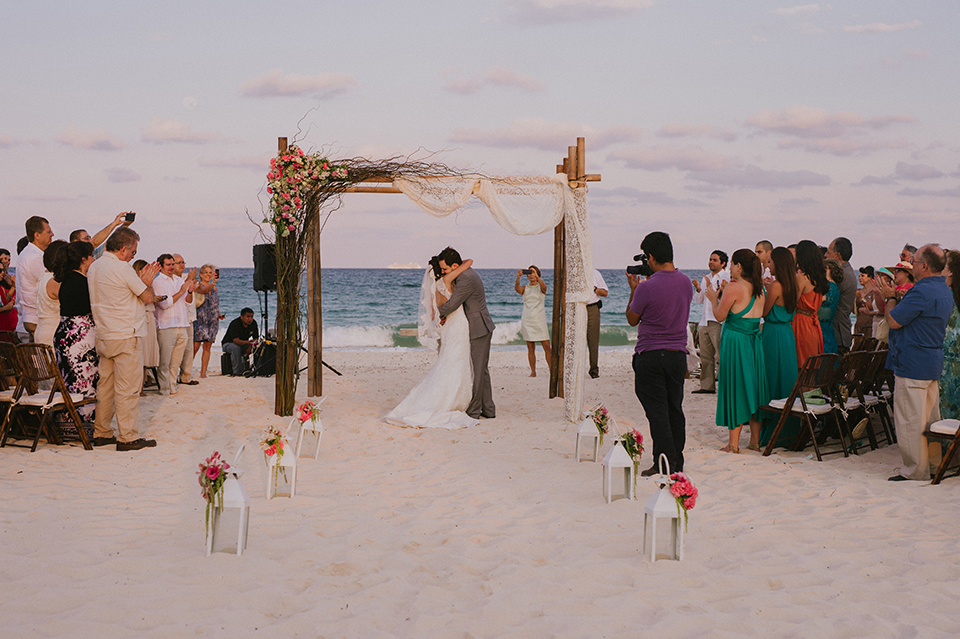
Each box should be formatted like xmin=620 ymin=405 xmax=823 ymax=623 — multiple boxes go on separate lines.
xmin=272 ymin=136 xmax=599 ymax=416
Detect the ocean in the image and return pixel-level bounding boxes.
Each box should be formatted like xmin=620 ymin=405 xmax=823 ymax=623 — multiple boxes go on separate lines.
xmin=213 ymin=268 xmax=712 ymax=352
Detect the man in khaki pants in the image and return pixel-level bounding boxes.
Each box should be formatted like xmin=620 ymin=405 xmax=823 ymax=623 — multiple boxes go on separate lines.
xmin=87 ymin=226 xmax=161 ymax=452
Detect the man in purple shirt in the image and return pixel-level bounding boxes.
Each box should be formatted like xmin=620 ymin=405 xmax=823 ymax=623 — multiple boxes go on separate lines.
xmin=626 ymin=232 xmax=694 ymax=476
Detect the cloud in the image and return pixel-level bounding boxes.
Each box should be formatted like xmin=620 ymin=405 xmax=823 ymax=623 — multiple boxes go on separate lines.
xmin=898 ymin=186 xmax=960 ymax=198
xmin=778 ymin=137 xmax=910 ymax=156
xmin=780 ymin=197 xmax=819 ymax=206
xmin=591 ymin=186 xmax=707 ymax=207
xmin=608 ymin=145 xmax=739 ymax=172
xmin=843 ymin=20 xmax=922 ymax=34
xmin=239 ymin=69 xmax=356 ymax=99
xmin=503 ymin=0 xmax=653 ymax=25
xmin=449 ymin=118 xmax=641 ymax=151
xmin=140 ymin=118 xmax=219 ymax=144
xmin=685 ymin=164 xmax=831 ymax=190
xmin=747 ymin=105 xmax=913 ymax=138
xmin=105 ymin=167 xmax=142 ymax=183
xmin=895 ymin=161 xmax=944 ymax=181
xmin=443 ymin=66 xmax=545 ymax=95
xmin=904 ymin=49 xmax=931 ymax=59
xmin=56 ymin=125 xmax=125 ymax=151
xmin=853 ymin=175 xmax=897 ymax=187
xmin=198 ymin=154 xmax=273 ymax=171
xmin=775 ymin=4 xmax=820 ymax=16
xmin=0 ymin=134 xmax=40 ymax=148
xmin=655 ymin=123 xmax=737 ymax=142
xmin=7 ymin=194 xmax=77 ymax=202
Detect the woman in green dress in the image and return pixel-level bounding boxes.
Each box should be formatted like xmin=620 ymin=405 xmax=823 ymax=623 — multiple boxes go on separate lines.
xmin=705 ymin=249 xmax=769 ymax=453
xmin=759 ymin=247 xmax=800 ymax=447
xmin=940 ymin=250 xmax=960 ymax=420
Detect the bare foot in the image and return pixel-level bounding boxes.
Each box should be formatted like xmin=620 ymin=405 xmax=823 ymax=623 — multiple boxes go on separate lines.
xmin=746 ymin=444 xmax=761 ymax=452
xmin=530 ymin=372 xmax=536 ymax=378
xmin=719 ymin=445 xmax=740 ymax=454
xmin=200 ymin=374 xmax=208 ymax=379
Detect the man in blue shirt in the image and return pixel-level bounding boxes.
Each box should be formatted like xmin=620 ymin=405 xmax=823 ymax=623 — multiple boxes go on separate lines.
xmin=879 ymin=244 xmax=954 ymax=481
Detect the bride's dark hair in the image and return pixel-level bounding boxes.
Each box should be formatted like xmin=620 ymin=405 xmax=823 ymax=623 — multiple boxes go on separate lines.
xmin=429 ymin=256 xmax=443 ymax=280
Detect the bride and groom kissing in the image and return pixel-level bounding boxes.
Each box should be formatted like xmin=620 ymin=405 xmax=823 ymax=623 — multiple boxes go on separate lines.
xmin=385 ymin=247 xmax=495 ymax=429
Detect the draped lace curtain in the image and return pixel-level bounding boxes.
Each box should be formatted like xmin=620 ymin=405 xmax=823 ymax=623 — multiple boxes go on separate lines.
xmin=394 ymin=175 xmax=592 ymax=422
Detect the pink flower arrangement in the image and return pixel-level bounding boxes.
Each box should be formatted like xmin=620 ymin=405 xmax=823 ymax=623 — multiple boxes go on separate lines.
xmin=669 ymin=471 xmax=698 ymax=530
xmin=297 ymin=400 xmax=320 ymax=424
xmin=198 ymin=451 xmax=231 ymax=534
xmin=621 ymin=429 xmax=644 ymax=486
xmin=261 ymin=424 xmax=288 ymax=497
xmin=263 ymin=144 xmax=349 ymax=238
xmin=589 ymin=404 xmax=610 ymax=446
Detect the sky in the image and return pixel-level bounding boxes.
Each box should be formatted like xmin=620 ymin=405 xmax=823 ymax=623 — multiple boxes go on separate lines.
xmin=2 ymin=0 xmax=958 ymax=272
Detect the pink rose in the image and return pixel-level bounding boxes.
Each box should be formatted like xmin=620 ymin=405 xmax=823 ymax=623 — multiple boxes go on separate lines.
xmin=287 ymin=224 xmax=296 ymax=231
xmin=205 ymin=466 xmax=220 ymax=480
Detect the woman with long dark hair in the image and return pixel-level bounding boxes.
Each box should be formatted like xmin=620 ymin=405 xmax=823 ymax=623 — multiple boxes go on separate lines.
xmin=53 ymin=241 xmax=98 ymax=420
xmin=759 ymin=247 xmax=800 ymax=447
xmin=792 ymin=240 xmax=829 ymax=367
xmin=939 ymin=249 xmax=960 ymax=420
xmin=819 ymin=258 xmax=844 ymax=354
xmin=705 ymin=248 xmax=769 ymax=453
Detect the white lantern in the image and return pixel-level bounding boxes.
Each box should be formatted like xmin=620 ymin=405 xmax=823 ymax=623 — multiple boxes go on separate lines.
xmin=266 ymin=451 xmax=298 ymax=499
xmin=295 ymin=396 xmax=326 ymax=460
xmin=642 ymin=454 xmax=683 ymax=561
xmin=575 ymin=413 xmax=601 ymax=463
xmin=206 ymin=475 xmax=252 ymax=556
xmin=601 ymin=437 xmax=635 ymax=502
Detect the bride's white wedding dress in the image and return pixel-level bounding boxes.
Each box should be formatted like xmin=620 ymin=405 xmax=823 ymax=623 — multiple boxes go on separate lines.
xmin=385 ymin=275 xmax=478 ymax=429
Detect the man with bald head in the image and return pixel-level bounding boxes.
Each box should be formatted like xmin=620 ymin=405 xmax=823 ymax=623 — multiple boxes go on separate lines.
xmin=877 ymin=244 xmax=954 ymax=482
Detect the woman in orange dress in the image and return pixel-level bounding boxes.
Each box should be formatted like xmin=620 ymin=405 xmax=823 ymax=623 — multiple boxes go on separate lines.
xmin=791 ymin=240 xmax=829 ymax=368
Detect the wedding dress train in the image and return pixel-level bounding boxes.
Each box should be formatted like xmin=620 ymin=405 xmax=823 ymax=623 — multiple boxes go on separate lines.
xmin=385 ymin=277 xmax=477 ymax=429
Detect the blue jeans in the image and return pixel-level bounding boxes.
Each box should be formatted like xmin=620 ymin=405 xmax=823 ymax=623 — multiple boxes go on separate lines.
xmin=223 ymin=342 xmax=247 ymax=376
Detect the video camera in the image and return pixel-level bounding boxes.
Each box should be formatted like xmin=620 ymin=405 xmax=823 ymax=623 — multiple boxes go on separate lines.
xmin=627 ymin=253 xmax=654 ymax=277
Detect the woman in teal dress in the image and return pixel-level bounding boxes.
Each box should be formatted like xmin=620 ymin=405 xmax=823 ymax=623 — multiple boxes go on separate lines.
xmin=818 ymin=259 xmax=843 ymax=354
xmin=759 ymin=247 xmax=800 ymax=447
xmin=705 ymin=249 xmax=769 ymax=453
xmin=940 ymin=250 xmax=960 ymax=419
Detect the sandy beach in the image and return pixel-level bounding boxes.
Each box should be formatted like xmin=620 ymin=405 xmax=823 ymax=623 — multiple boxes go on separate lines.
xmin=2 ymin=349 xmax=959 ymax=638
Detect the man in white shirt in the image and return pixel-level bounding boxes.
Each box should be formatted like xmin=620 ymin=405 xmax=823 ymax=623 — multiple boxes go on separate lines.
xmin=153 ymin=253 xmax=197 ymax=395
xmin=691 ymin=250 xmax=729 ymax=394
xmin=14 ymin=216 xmax=55 ymax=342
xmin=173 ymin=254 xmax=199 ymax=385
xmin=587 ymin=268 xmax=608 ymax=379
xmin=87 ymin=227 xmax=161 ymax=451
xmin=755 ymin=240 xmax=773 ymax=281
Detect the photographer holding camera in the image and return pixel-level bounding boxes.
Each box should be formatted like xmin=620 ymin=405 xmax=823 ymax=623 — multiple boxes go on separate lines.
xmin=626 ymin=231 xmax=693 ymax=475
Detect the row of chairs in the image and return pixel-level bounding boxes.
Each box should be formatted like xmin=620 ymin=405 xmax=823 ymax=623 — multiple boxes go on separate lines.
xmin=0 ymin=342 xmax=94 ymax=452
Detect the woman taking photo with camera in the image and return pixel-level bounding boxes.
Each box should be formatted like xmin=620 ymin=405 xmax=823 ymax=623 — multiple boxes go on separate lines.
xmin=515 ymin=265 xmax=551 ymax=377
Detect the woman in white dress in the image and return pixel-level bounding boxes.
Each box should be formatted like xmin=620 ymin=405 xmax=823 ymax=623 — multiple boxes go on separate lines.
xmin=515 ymin=265 xmax=551 ymax=377
xmin=385 ymin=257 xmax=477 ymax=429
xmin=34 ymin=240 xmax=68 ymax=347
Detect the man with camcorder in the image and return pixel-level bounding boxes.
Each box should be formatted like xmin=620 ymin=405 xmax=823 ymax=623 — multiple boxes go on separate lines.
xmin=626 ymin=231 xmax=693 ymax=476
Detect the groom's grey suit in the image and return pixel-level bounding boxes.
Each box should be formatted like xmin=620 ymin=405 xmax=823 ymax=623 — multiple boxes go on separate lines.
xmin=438 ymin=268 xmax=496 ymax=419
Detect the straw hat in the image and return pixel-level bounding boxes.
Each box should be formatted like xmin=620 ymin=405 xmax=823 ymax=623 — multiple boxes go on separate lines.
xmin=884 ymin=261 xmax=914 ymax=281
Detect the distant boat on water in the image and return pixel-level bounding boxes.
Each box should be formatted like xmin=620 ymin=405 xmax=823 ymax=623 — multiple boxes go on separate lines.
xmin=387 ymin=262 xmax=422 ymax=269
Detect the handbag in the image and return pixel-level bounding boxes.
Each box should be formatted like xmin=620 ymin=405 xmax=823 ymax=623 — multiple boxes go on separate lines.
xmin=194 ymin=291 xmax=206 ymax=307
xmin=875 ymin=318 xmax=889 ymax=343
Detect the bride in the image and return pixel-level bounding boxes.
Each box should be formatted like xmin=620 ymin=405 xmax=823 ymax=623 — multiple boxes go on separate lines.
xmin=385 ymin=257 xmax=478 ymax=429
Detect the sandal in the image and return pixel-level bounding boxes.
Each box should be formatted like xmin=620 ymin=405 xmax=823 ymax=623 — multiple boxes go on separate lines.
xmin=719 ymin=445 xmax=740 ymax=454
xmin=746 ymin=444 xmax=761 ymax=452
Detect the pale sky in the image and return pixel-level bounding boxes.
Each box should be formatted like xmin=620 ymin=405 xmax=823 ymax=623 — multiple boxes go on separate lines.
xmin=3 ymin=1 xmax=958 ymax=271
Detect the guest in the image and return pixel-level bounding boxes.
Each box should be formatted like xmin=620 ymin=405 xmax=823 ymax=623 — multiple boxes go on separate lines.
xmin=939 ymin=249 xmax=960 ymax=421
xmin=53 ymin=241 xmax=98 ymax=419
xmin=877 ymin=244 xmax=953 ymax=481
xmin=133 ymin=260 xmax=161 ymax=393
xmin=152 ymin=254 xmax=196 ymax=395
xmin=0 ymin=248 xmax=17 ymax=334
xmin=826 ymin=237 xmax=856 ymax=354
xmin=15 ymin=216 xmax=55 ymax=342
xmin=69 ymin=212 xmax=133 ymax=259
xmin=888 ymin=261 xmax=915 ymax=297
xmin=172 ymin=254 xmax=199 ymax=386
xmin=193 ymin=264 xmax=223 ymax=378
xmin=586 ymin=268 xmax=608 ymax=378
xmin=87 ymin=227 xmax=161 ymax=451
xmin=759 ymin=247 xmax=799 ymax=447
xmin=873 ymin=268 xmax=896 ymax=341
xmin=792 ymin=240 xmax=828 ymax=367
xmin=855 ymin=266 xmax=877 ymax=339
xmin=34 ymin=240 xmax=68 ymax=347
xmin=515 ymin=266 xmax=552 ymax=378
xmin=755 ymin=240 xmax=773 ymax=279
xmin=901 ymin=244 xmax=918 ymax=264
xmin=222 ymin=308 xmax=259 ymax=376
xmin=818 ymin=258 xmax=843 ymax=355
xmin=626 ymin=231 xmax=693 ymax=474
xmin=691 ymin=250 xmax=729 ymax=394
xmin=705 ymin=249 xmax=769 ymax=453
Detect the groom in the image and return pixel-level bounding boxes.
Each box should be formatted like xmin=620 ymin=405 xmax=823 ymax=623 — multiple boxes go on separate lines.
xmin=437 ymin=247 xmax=496 ymax=419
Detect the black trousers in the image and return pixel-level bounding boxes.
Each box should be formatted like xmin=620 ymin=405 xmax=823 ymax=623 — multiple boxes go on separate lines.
xmin=633 ymin=350 xmax=686 ymax=473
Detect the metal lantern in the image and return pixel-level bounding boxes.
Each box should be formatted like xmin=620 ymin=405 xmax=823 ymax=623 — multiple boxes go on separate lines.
xmin=643 ymin=454 xmax=683 ymax=561
xmin=601 ymin=437 xmax=635 ymax=502
xmin=206 ymin=475 xmax=252 ymax=556
xmin=576 ymin=413 xmax=601 ymax=462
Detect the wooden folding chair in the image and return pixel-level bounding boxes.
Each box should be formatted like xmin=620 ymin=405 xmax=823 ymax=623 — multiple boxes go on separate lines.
xmin=832 ymin=350 xmax=896 ymax=454
xmin=760 ymin=353 xmax=843 ymax=461
xmin=924 ymin=419 xmax=960 ymax=484
xmin=0 ymin=330 xmax=21 ymax=344
xmin=0 ymin=343 xmax=94 ymax=452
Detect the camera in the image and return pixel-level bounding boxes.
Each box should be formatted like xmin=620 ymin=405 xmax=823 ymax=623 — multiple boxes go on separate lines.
xmin=627 ymin=253 xmax=654 ymax=277
xmin=124 ymin=212 xmax=136 ymax=222
xmin=521 ymin=269 xmax=533 ymax=275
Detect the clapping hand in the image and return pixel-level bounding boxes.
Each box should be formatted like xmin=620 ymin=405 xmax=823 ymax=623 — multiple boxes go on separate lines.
xmin=140 ymin=261 xmax=161 ymax=285
xmin=703 ymin=277 xmax=718 ymax=301
xmin=874 ymin=276 xmax=895 ymax=300
xmin=187 ymin=268 xmax=198 ymax=292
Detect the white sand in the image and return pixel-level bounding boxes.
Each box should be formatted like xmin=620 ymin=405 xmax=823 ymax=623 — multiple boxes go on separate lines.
xmin=2 ymin=350 xmax=959 ymax=638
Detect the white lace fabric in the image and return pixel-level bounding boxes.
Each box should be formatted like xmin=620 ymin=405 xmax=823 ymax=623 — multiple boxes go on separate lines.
xmin=395 ymin=175 xmax=592 ymax=422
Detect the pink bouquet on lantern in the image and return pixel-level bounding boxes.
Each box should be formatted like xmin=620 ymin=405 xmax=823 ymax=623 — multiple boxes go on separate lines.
xmin=669 ymin=472 xmax=698 ymax=531
xmin=297 ymin=400 xmax=320 ymax=424
xmin=589 ymin=405 xmax=610 ymax=446
xmin=621 ymin=429 xmax=644 ymax=486
xmin=261 ymin=424 xmax=288 ymax=496
xmin=198 ymin=452 xmax=231 ymax=534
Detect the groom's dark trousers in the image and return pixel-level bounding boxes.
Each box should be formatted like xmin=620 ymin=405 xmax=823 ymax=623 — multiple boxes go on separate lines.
xmin=469 ymin=333 xmax=495 ymax=419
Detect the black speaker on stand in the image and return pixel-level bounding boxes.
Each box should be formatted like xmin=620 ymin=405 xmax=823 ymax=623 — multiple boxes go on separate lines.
xmin=252 ymin=244 xmax=276 ymax=349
